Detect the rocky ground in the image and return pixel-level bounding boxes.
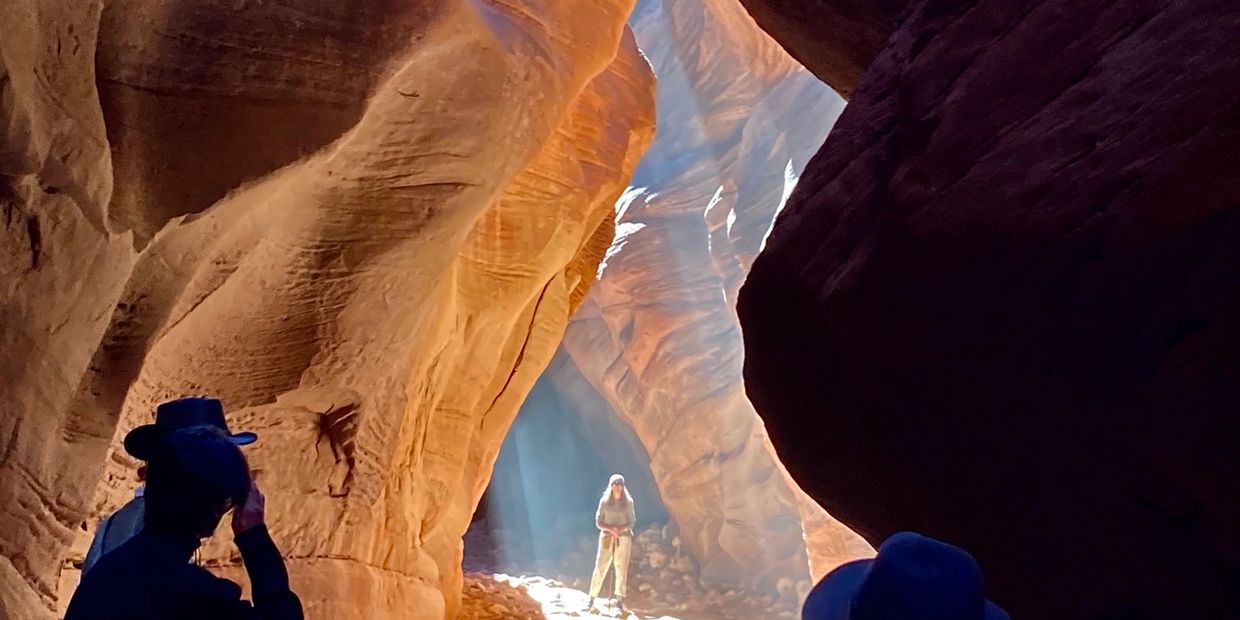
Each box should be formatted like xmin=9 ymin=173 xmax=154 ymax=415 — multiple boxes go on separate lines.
xmin=460 ymin=521 xmax=804 ymax=619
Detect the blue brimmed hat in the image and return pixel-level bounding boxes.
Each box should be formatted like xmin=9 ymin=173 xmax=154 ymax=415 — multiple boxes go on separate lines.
xmin=804 ymin=532 xmax=1011 ymax=620
xmin=124 ymin=397 xmax=257 ymax=461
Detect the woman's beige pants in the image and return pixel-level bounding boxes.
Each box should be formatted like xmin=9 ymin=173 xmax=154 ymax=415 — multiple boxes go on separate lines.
xmin=588 ymin=532 xmax=632 ymax=599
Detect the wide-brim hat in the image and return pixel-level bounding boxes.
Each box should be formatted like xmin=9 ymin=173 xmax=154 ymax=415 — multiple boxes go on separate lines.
xmin=124 ymin=397 xmax=257 ymax=461
xmin=803 ymin=532 xmax=1011 ymax=620
xmin=160 ymin=425 xmax=254 ymax=505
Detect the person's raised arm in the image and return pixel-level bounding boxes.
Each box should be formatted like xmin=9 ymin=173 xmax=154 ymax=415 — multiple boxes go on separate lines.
xmin=232 ymin=480 xmax=303 ymax=620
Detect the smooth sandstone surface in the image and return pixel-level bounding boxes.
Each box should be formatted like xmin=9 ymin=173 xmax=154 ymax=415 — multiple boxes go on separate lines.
xmin=544 ymin=0 xmax=872 ymax=593
xmin=739 ymin=0 xmax=1240 ymax=618
xmin=1 ymin=1 xmax=653 ymax=618
xmin=2 ymin=2 xmax=131 ymax=615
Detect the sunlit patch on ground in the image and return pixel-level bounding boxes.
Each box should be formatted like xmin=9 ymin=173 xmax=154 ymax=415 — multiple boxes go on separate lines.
xmin=460 ymin=572 xmax=715 ymax=620
xmin=462 ymin=523 xmax=803 ymax=619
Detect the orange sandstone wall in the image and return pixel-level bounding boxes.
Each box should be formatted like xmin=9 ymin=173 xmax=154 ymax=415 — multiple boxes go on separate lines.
xmin=0 ymin=1 xmax=653 ymax=618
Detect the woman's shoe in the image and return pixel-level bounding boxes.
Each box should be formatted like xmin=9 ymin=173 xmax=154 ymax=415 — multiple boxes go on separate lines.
xmin=615 ymin=597 xmax=627 ymax=614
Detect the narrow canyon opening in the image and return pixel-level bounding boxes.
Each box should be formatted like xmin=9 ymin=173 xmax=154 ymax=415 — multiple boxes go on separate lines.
xmin=464 ymin=349 xmax=866 ymax=620
xmin=455 ymin=1 xmax=872 ymax=617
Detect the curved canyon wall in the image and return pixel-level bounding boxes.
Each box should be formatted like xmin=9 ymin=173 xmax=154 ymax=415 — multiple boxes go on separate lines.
xmin=1 ymin=1 xmax=654 ymax=618
xmin=543 ymin=0 xmax=872 ymax=595
xmin=739 ymin=0 xmax=1240 ymax=618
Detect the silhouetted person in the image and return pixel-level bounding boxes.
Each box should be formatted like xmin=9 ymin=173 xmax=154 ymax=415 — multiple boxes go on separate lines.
xmin=588 ymin=473 xmax=635 ymax=615
xmin=802 ymin=531 xmax=1010 ymax=620
xmin=66 ymin=397 xmax=301 ymax=620
xmin=80 ymin=398 xmax=257 ymax=575
xmin=82 ymin=464 xmax=147 ymax=576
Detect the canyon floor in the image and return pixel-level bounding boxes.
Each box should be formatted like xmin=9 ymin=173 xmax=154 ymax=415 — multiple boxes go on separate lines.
xmin=461 ymin=523 xmax=801 ymax=620
xmin=459 ymin=572 xmax=797 ymax=620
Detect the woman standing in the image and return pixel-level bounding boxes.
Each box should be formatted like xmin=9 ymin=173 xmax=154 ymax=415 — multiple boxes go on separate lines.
xmin=588 ymin=474 xmax=636 ymax=614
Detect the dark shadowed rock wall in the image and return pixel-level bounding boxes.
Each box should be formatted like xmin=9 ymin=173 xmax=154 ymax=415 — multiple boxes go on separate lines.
xmin=739 ymin=0 xmax=1240 ymax=618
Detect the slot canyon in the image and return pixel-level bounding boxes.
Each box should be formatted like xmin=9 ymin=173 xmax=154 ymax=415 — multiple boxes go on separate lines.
xmin=1 ymin=1 xmax=1237 ymax=620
